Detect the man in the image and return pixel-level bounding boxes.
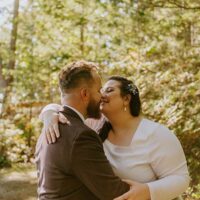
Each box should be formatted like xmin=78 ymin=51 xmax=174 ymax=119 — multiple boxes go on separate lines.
xmin=35 ymin=61 xmax=129 ymax=200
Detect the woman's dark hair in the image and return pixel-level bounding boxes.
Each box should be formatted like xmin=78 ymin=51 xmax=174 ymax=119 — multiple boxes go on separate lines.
xmin=99 ymin=76 xmax=141 ymax=142
xmin=108 ymin=75 xmax=141 ymax=117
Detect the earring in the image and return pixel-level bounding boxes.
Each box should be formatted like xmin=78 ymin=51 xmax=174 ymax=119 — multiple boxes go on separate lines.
xmin=124 ymin=106 xmax=127 ymax=112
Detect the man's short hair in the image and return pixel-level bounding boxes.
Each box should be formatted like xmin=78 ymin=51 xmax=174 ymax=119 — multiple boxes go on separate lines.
xmin=59 ymin=60 xmax=98 ymax=92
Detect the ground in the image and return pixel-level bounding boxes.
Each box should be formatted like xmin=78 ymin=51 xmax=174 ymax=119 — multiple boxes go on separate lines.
xmin=0 ymin=164 xmax=37 ymax=200
xmin=0 ymin=163 xmax=197 ymax=200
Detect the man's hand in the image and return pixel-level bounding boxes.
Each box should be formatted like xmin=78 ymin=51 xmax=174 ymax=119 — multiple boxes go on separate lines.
xmin=113 ymin=179 xmax=150 ymax=200
xmin=43 ymin=110 xmax=70 ymax=144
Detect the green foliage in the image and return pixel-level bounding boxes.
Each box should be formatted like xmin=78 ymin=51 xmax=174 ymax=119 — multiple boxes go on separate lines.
xmin=0 ymin=0 xmax=200 ymax=199
xmin=185 ymin=184 xmax=200 ymax=199
xmin=0 ymin=114 xmax=41 ymax=165
xmin=0 ymin=155 xmax=11 ymax=168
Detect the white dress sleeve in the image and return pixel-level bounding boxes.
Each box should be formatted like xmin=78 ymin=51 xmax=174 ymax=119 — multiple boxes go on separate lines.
xmin=85 ymin=115 xmax=106 ymax=133
xmin=147 ymin=125 xmax=190 ymax=200
xmin=39 ymin=103 xmax=62 ymax=121
xmin=39 ymin=104 xmax=106 ymax=132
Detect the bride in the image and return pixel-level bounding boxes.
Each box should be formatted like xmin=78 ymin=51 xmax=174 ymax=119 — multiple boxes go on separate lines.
xmin=40 ymin=76 xmax=190 ymax=200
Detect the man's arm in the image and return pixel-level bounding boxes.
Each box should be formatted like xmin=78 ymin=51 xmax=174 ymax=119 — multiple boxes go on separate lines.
xmin=71 ymin=130 xmax=130 ymax=200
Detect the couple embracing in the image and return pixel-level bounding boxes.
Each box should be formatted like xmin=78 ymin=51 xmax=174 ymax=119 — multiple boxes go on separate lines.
xmin=35 ymin=61 xmax=190 ymax=200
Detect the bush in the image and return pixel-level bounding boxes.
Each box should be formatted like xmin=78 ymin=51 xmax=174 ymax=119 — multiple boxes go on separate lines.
xmin=0 ymin=155 xmax=11 ymax=168
xmin=0 ymin=114 xmax=41 ymax=166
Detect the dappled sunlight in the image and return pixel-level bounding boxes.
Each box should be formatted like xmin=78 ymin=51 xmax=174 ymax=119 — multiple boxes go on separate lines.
xmin=0 ymin=0 xmax=199 ymax=199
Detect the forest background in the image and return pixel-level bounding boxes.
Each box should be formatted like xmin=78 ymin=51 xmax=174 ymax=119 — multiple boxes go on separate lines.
xmin=0 ymin=0 xmax=199 ymax=200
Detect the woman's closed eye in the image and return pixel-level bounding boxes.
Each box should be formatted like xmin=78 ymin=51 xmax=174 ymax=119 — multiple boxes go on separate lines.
xmin=102 ymin=87 xmax=114 ymax=94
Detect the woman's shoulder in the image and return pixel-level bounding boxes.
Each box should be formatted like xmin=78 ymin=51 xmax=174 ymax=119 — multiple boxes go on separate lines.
xmin=141 ymin=118 xmax=159 ymax=128
xmin=143 ymin=118 xmax=179 ymax=145
xmin=138 ymin=118 xmax=159 ymax=137
xmin=140 ymin=118 xmax=174 ymax=139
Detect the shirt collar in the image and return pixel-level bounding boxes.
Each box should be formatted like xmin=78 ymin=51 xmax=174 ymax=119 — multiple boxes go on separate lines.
xmin=64 ymin=105 xmax=85 ymax=123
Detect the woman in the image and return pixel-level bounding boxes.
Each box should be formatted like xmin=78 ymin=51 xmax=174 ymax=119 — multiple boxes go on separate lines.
xmin=40 ymin=76 xmax=190 ymax=200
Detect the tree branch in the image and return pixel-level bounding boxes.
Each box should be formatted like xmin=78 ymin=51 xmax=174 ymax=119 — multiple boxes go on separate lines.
xmin=150 ymin=0 xmax=200 ymax=10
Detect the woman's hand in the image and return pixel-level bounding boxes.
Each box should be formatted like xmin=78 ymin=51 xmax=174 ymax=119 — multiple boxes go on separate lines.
xmin=114 ymin=179 xmax=150 ymax=200
xmin=43 ymin=110 xmax=70 ymax=144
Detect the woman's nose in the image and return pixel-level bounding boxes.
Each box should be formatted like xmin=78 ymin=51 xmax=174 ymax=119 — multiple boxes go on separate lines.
xmin=101 ymin=95 xmax=107 ymax=102
xmin=101 ymin=91 xmax=106 ymax=97
xmin=100 ymin=88 xmax=106 ymax=96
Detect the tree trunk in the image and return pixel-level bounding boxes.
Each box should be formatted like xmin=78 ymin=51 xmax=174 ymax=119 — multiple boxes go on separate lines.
xmin=0 ymin=55 xmax=6 ymax=90
xmin=80 ymin=22 xmax=85 ymax=57
xmin=80 ymin=3 xmax=85 ymax=57
xmin=0 ymin=55 xmax=6 ymax=115
xmin=1 ymin=0 xmax=20 ymax=116
xmin=7 ymin=0 xmax=19 ymax=83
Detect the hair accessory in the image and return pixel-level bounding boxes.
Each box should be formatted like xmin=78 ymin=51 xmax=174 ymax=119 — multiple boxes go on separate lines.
xmin=127 ymin=84 xmax=138 ymax=95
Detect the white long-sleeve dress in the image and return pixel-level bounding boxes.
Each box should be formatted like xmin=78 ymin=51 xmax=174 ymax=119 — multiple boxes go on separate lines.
xmin=40 ymin=104 xmax=190 ymax=200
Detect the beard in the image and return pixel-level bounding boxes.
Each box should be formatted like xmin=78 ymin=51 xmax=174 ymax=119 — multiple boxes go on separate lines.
xmin=87 ymin=98 xmax=101 ymax=119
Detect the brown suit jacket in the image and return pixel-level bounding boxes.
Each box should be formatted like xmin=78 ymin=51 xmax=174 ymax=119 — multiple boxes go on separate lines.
xmin=35 ymin=106 xmax=129 ymax=200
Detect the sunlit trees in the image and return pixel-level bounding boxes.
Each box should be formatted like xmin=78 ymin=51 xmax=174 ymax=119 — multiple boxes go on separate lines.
xmin=0 ymin=0 xmax=199 ymax=198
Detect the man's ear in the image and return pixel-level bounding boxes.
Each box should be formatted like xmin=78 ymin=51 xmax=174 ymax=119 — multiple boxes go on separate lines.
xmin=80 ymin=87 xmax=90 ymax=103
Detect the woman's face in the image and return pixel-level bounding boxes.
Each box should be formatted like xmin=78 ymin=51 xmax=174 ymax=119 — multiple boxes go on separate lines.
xmin=100 ymin=80 xmax=125 ymax=115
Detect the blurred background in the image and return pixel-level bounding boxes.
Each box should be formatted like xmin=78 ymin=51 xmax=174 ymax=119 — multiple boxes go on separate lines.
xmin=0 ymin=0 xmax=199 ymax=199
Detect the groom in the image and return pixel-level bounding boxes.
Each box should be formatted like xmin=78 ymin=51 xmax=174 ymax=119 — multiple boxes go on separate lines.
xmin=35 ymin=61 xmax=129 ymax=200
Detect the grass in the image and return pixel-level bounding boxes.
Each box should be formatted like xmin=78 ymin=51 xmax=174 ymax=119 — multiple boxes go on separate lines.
xmin=0 ymin=163 xmax=37 ymax=200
